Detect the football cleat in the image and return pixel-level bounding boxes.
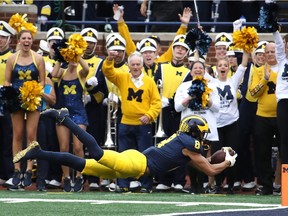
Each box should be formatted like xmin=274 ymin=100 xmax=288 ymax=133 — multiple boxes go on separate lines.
xmin=41 ymin=108 xmax=69 ymax=124
xmin=13 ymin=141 xmax=40 ymax=163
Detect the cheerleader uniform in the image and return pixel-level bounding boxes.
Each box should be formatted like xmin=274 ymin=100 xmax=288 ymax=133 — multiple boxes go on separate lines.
xmin=11 ymin=51 xmax=39 ymax=90
xmin=57 ymin=71 xmax=88 ymax=126
xmin=11 ymin=51 xmax=41 ymax=112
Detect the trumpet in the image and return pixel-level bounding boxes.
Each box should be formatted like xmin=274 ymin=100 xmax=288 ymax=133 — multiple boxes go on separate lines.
xmin=154 ymin=79 xmax=167 ymax=139
xmin=103 ymin=83 xmax=118 ymax=149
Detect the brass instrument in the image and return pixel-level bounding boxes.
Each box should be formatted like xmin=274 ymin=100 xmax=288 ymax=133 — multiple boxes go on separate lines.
xmin=103 ymin=83 xmax=118 ymax=149
xmin=154 ymin=79 xmax=167 ymax=140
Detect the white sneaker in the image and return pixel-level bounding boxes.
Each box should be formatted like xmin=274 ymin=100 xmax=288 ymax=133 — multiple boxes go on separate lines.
xmin=203 ymin=182 xmax=208 ymax=188
xmin=106 ymin=182 xmax=119 ymax=190
xmin=47 ymin=179 xmax=61 ymax=188
xmin=100 ymin=179 xmax=110 ymax=187
xmin=242 ymin=181 xmax=256 ymax=191
xmin=155 ymin=184 xmax=171 ymax=191
xmin=130 ymin=181 xmax=141 ymax=189
xmin=3 ymin=178 xmax=13 ymax=187
xmin=173 ymin=184 xmax=183 ymax=191
xmin=234 ymin=181 xmax=241 ymax=187
xmin=89 ymin=183 xmax=100 ymax=191
xmin=233 ymin=181 xmax=241 ymax=191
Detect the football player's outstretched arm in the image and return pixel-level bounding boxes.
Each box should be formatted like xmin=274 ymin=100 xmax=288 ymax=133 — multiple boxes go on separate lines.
xmin=183 ymin=148 xmax=230 ymax=176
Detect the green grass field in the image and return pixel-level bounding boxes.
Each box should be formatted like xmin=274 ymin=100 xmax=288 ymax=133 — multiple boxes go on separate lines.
xmin=0 ymin=190 xmax=285 ymax=216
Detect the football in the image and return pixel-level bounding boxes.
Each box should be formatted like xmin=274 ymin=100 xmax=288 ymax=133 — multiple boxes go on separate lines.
xmin=210 ymin=148 xmax=235 ymax=164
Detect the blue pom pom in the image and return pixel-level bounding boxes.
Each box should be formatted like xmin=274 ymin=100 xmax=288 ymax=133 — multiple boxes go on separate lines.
xmin=258 ymin=2 xmax=279 ymax=32
xmin=0 ymin=86 xmax=21 ymax=113
xmin=52 ymin=39 xmax=68 ymax=63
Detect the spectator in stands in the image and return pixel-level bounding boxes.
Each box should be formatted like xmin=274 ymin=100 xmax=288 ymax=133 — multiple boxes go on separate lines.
xmin=80 ymin=27 xmax=108 ymax=191
xmin=249 ymin=42 xmax=280 ymax=195
xmin=273 ymin=27 xmax=288 ymax=193
xmin=44 ymin=27 xmax=65 ymax=190
xmin=205 ymin=50 xmax=250 ymax=194
xmin=237 ymin=41 xmax=268 ymax=192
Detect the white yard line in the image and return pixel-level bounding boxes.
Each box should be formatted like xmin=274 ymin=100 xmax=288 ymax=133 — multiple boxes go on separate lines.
xmin=0 ymin=198 xmax=281 ymax=207
xmin=0 ymin=198 xmax=286 ymax=215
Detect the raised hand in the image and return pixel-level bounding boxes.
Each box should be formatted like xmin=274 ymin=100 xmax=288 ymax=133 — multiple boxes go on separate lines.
xmin=140 ymin=1 xmax=147 ymax=17
xmin=113 ymin=4 xmax=124 ymax=21
xmin=179 ymin=7 xmax=192 ymax=26
xmin=107 ymin=50 xmax=118 ymax=61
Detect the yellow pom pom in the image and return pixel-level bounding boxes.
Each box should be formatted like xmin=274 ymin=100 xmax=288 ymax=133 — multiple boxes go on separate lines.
xmin=21 ymin=22 xmax=37 ymax=37
xmin=9 ymin=13 xmax=25 ymax=33
xmin=19 ymin=80 xmax=44 ymax=111
xmin=60 ymin=34 xmax=87 ymax=63
xmin=8 ymin=13 xmax=37 ymax=37
xmin=193 ymin=76 xmax=213 ymax=108
xmin=232 ymin=26 xmax=259 ymax=53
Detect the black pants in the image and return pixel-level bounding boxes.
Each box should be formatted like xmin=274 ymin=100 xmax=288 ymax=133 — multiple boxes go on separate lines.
xmin=237 ymin=98 xmax=257 ymax=183
xmin=277 ymin=99 xmax=288 ymax=164
xmin=0 ymin=113 xmax=13 ymax=180
xmin=254 ymin=115 xmax=280 ymax=191
xmin=211 ymin=121 xmax=239 ymax=189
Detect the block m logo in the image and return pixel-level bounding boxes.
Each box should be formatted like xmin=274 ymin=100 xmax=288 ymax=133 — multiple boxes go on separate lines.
xmin=127 ymin=88 xmax=143 ymax=102
xmin=283 ymin=166 xmax=288 ymax=173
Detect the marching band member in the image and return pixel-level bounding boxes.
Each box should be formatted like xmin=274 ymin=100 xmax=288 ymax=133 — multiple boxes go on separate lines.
xmin=0 ymin=20 xmax=16 ymax=188
xmin=154 ymin=34 xmax=191 ymax=192
xmin=80 ymin=27 xmax=107 ymax=191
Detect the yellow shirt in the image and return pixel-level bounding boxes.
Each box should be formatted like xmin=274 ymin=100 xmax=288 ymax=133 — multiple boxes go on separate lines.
xmin=102 ymin=59 xmax=161 ymax=125
xmin=249 ymin=65 xmax=278 ymax=117
xmin=157 ymin=62 xmax=190 ymax=98
xmin=0 ymin=49 xmax=14 ymax=85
